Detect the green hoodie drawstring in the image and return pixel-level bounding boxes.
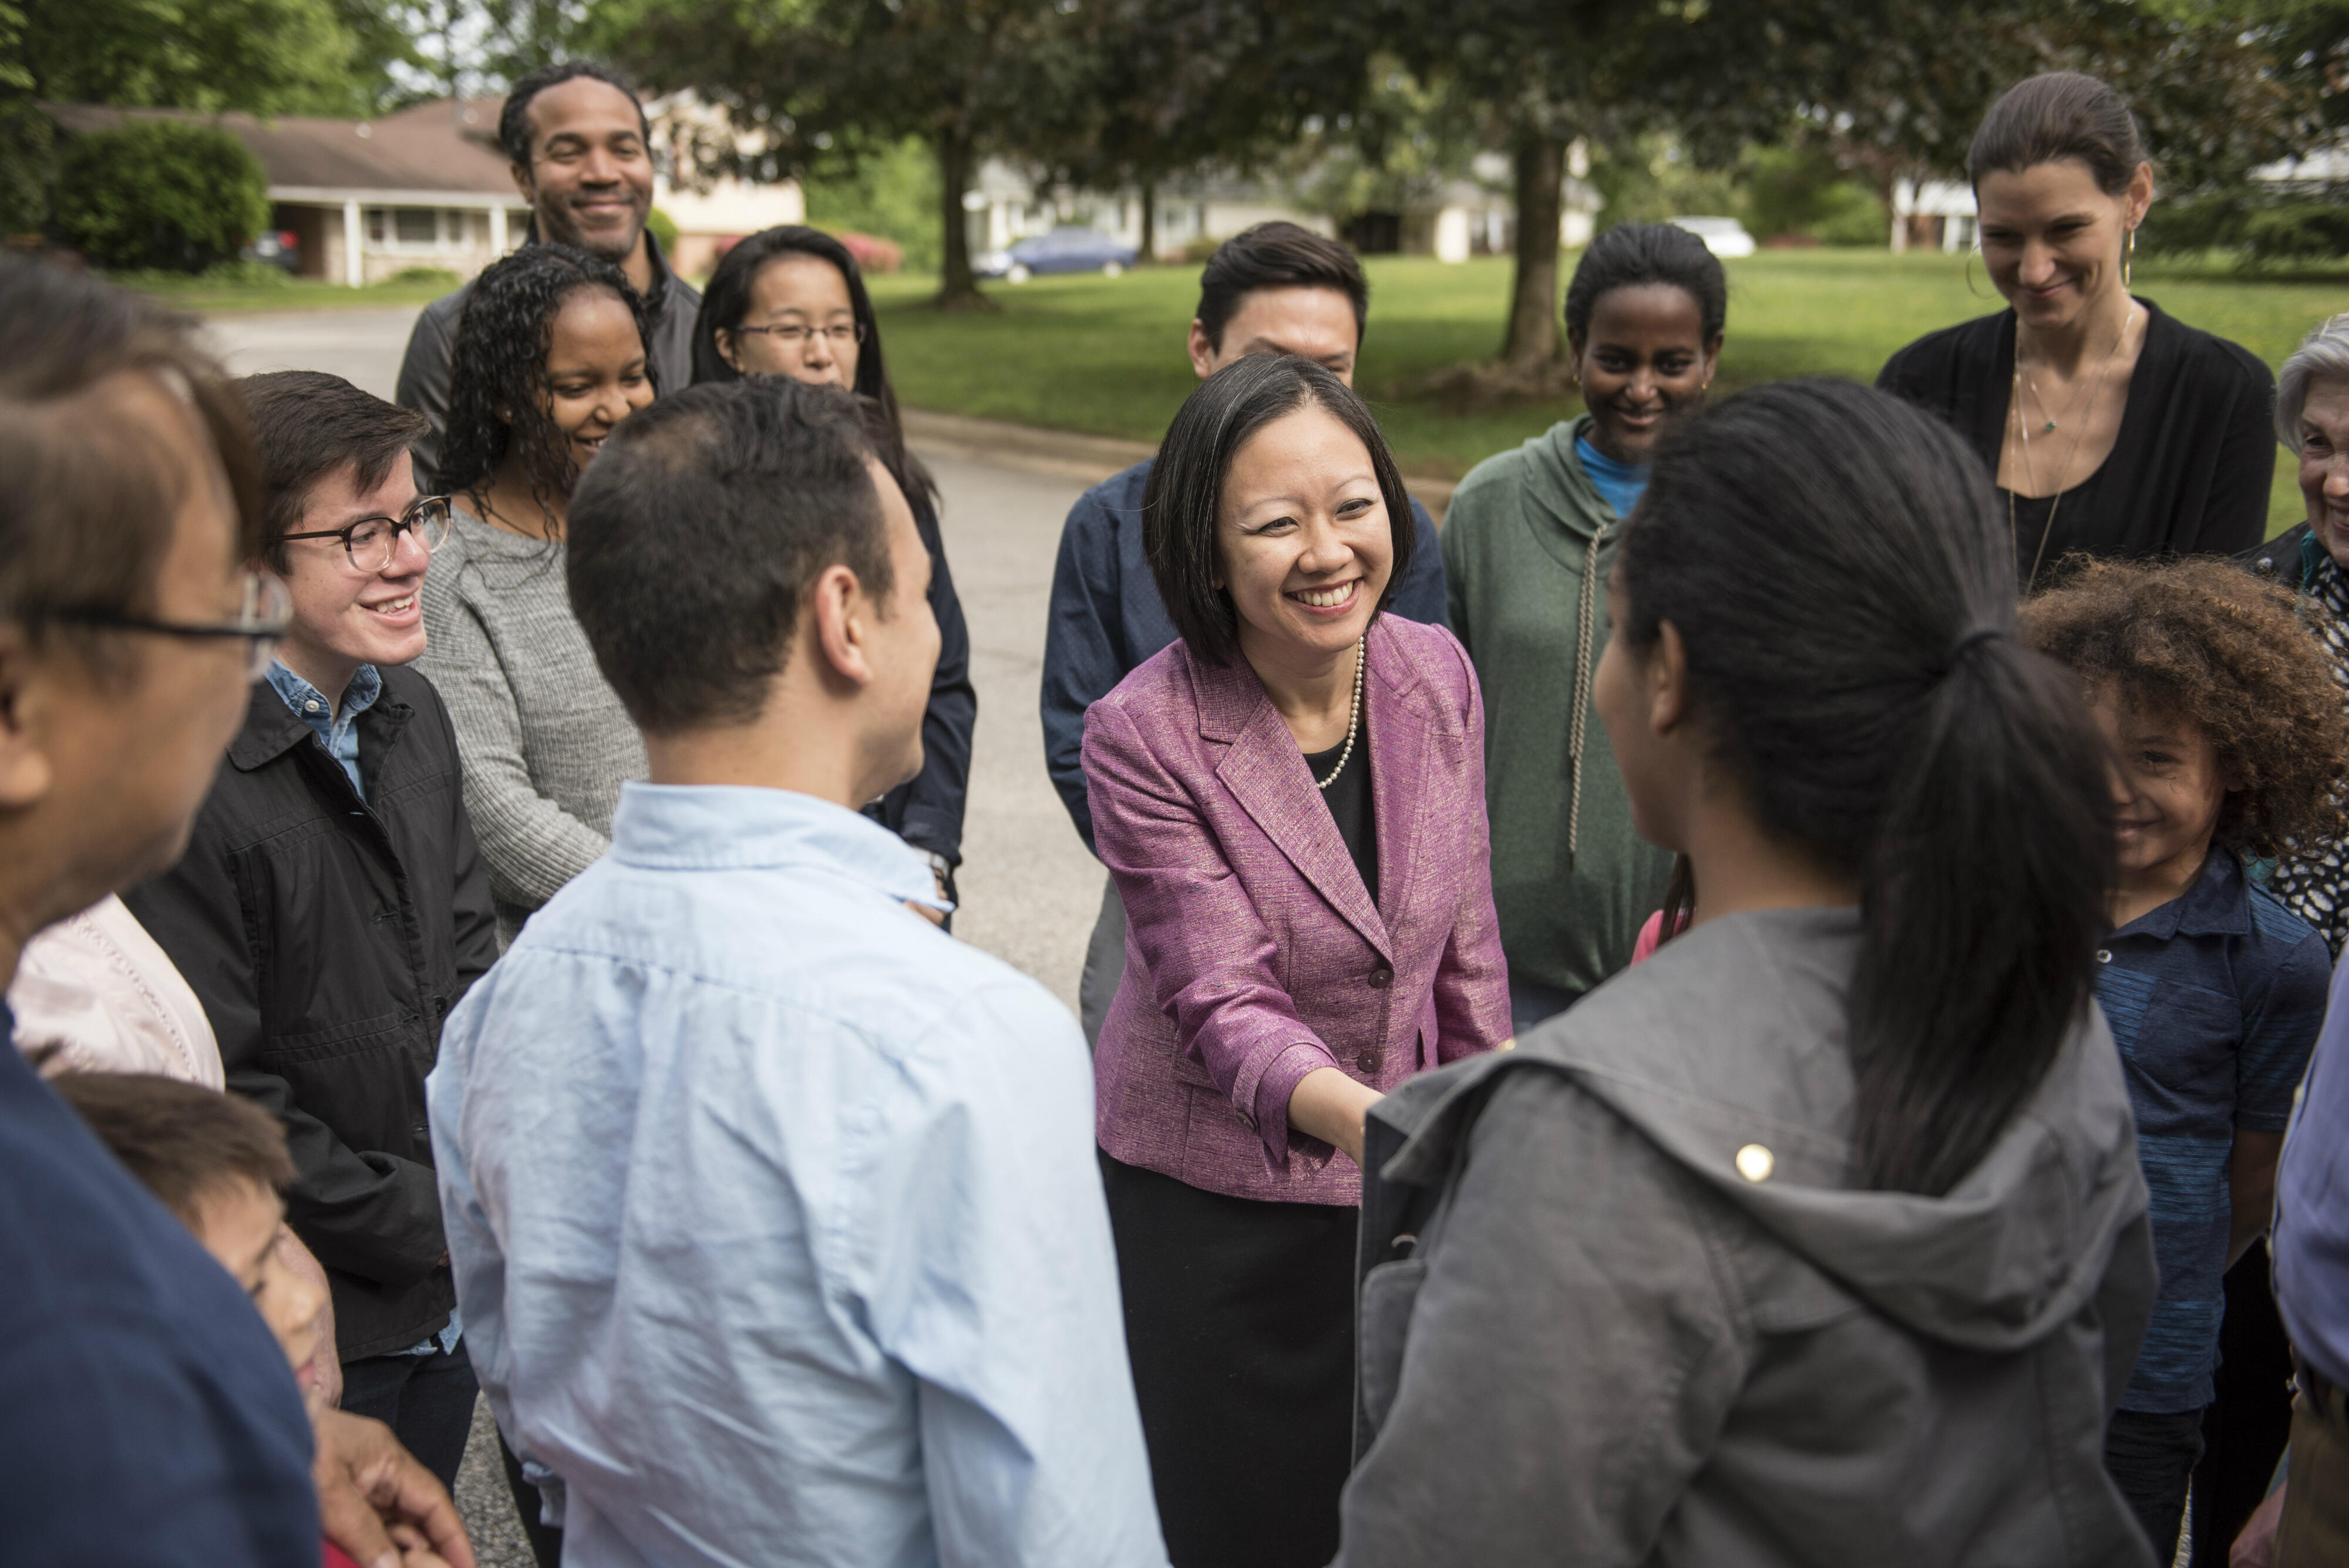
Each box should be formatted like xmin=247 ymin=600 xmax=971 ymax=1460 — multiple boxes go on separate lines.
xmin=1566 ymin=519 xmax=1610 ymax=864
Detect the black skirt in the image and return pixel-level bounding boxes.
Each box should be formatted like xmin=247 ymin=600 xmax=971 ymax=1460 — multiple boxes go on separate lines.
xmin=1099 ymin=1151 xmax=1358 ymax=1568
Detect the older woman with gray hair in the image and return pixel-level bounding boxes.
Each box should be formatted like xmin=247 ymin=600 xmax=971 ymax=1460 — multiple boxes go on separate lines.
xmin=2245 ymin=312 xmax=2349 ymax=955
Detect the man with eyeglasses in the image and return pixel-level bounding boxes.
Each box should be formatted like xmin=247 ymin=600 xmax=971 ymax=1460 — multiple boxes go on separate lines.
xmin=125 ymin=370 xmax=499 ymax=1499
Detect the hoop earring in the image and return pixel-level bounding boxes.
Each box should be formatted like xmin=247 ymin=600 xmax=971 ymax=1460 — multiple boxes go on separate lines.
xmin=2124 ymin=227 xmax=2135 ymax=290
xmin=1965 ymin=246 xmax=1990 ymax=300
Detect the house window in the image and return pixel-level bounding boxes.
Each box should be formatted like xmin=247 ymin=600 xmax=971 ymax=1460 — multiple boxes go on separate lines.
xmin=361 ymin=207 xmax=483 ymax=255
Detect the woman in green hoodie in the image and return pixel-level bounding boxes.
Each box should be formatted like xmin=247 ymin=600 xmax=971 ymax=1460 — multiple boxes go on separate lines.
xmin=1441 ymin=221 xmax=1727 ymax=1030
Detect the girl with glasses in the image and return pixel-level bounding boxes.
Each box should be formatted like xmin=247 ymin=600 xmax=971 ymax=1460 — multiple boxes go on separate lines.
xmin=694 ymin=227 xmax=977 ymax=916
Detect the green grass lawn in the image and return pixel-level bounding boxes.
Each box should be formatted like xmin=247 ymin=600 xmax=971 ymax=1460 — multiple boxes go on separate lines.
xmin=124 ymin=271 xmax=466 ymax=315
xmin=869 ymin=248 xmax=2343 ymax=536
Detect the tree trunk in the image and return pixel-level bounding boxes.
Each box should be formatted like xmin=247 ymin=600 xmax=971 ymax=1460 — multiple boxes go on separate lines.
xmin=1500 ymin=133 xmax=1566 ymax=368
xmin=934 ymin=124 xmax=984 ymax=309
xmin=1139 ymin=179 xmax=1156 ymax=265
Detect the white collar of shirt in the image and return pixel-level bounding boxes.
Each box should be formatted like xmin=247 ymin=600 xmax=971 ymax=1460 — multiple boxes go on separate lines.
xmin=609 ymin=782 xmax=952 ymax=914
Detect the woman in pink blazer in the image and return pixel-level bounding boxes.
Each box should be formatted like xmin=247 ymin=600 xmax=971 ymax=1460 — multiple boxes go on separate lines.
xmin=1083 ymin=354 xmax=1512 ymax=1568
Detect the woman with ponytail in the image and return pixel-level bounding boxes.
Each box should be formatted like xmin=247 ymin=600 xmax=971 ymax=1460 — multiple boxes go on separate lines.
xmin=1337 ymin=379 xmax=2160 ymax=1566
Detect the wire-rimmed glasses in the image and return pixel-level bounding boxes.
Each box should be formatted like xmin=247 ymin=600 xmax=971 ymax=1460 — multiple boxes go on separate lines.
xmin=281 ymin=495 xmax=453 ymax=574
xmin=49 ymin=570 xmax=294 ymax=681
xmin=732 ymin=321 xmax=866 ymax=348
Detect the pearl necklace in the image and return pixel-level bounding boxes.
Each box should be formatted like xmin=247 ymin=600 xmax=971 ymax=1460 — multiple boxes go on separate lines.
xmin=1314 ymin=637 xmax=1367 ymax=790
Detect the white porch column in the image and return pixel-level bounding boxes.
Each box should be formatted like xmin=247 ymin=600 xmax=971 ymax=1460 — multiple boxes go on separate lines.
xmin=489 ymin=204 xmax=507 ymax=255
xmin=342 ymin=200 xmax=364 ymax=287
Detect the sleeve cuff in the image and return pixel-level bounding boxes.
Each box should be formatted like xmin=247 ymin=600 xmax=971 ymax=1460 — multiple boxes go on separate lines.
xmin=1249 ymin=1040 xmax=1342 ymax=1166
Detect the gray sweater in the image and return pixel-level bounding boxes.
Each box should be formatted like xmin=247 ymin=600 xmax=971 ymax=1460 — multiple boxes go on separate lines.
xmin=1341 ymin=907 xmax=2159 ymax=1567
xmin=419 ymin=509 xmax=646 ymax=943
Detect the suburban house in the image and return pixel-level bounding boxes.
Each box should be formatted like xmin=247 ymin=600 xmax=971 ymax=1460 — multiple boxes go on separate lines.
xmin=45 ymin=95 xmax=803 ymax=285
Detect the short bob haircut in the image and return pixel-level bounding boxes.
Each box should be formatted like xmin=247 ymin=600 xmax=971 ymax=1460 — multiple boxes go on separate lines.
xmin=2277 ymin=312 xmax=2349 ymax=446
xmin=1142 ymin=354 xmax=1414 ymax=667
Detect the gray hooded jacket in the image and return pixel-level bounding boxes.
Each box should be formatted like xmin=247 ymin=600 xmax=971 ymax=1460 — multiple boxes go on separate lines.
xmin=1338 ymin=906 xmax=2159 ymax=1568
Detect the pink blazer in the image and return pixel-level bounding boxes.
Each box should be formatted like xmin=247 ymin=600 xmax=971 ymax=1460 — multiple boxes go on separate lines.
xmin=1083 ymin=614 xmax=1512 ymax=1205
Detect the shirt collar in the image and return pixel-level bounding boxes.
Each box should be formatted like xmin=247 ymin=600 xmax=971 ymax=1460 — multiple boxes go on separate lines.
xmin=607 ymin=782 xmax=949 ymax=913
xmin=265 ymin=660 xmax=382 ymax=728
xmin=2114 ymin=846 xmax=2254 ymax=943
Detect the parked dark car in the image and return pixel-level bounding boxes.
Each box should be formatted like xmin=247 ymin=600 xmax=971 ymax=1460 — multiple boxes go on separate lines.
xmin=242 ymin=228 xmax=303 ymax=274
xmin=975 ymin=225 xmax=1139 ymax=282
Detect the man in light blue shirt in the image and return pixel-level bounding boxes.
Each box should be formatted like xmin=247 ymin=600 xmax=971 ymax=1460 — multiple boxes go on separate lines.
xmin=430 ymin=377 xmax=1167 ymax=1568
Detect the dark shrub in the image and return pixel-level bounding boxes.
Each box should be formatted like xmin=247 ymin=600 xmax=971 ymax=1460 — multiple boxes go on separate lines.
xmin=53 ymin=120 xmax=269 ymax=272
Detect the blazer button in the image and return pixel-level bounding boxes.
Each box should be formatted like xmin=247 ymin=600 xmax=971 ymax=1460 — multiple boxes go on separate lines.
xmin=1355 ymin=1050 xmax=1378 ymax=1072
xmin=1367 ymin=965 xmax=1394 ymax=989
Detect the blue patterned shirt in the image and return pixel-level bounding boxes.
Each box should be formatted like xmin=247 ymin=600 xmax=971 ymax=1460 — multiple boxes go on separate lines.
xmin=2093 ymin=848 xmax=2330 ymax=1411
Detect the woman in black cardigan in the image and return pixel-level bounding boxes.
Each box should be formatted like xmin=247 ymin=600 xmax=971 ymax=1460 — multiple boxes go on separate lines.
xmin=1880 ymin=72 xmax=2274 ymax=585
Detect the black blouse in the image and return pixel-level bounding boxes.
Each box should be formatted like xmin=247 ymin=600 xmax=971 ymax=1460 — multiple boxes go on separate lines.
xmin=1304 ymin=719 xmax=1377 ymax=909
xmin=1877 ymin=298 xmax=2276 ymax=571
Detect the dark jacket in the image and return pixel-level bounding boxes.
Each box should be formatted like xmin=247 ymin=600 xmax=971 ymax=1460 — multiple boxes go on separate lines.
xmin=2242 ymin=519 xmax=2323 ymax=591
xmin=1878 ymin=299 xmax=2275 ymax=563
xmin=395 ymin=228 xmax=702 ymax=489
xmin=124 ymin=666 xmax=500 ymax=1358
xmin=1040 ymin=457 xmax=1449 ymax=852
xmin=861 ymin=483 xmax=975 ymax=869
xmin=1341 ymin=907 xmax=2158 ymax=1567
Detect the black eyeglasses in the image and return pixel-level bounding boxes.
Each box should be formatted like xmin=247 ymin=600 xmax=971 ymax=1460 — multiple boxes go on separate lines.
xmin=282 ymin=495 xmax=453 ymax=574
xmin=49 ymin=572 xmax=293 ymax=681
xmin=733 ymin=321 xmax=865 ymax=347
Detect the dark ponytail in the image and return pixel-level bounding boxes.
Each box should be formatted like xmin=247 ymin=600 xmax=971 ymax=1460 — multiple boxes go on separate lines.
xmin=1618 ymin=378 xmax=2112 ymax=1195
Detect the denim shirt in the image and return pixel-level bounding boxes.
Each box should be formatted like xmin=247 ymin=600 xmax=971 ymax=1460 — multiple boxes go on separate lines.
xmin=265 ymin=661 xmax=382 ymax=799
xmin=2092 ymin=848 xmax=2330 ymax=1411
xmin=429 ymin=783 xmax=1167 ymax=1567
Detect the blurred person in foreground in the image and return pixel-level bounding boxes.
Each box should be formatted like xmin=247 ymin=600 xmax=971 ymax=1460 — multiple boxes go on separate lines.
xmin=0 ymin=256 xmax=470 ymax=1568
xmin=430 ymin=376 xmax=1166 ymax=1567
xmin=1042 ymin=222 xmax=1449 ymax=1043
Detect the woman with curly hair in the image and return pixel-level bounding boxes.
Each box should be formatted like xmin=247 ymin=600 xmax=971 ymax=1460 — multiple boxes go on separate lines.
xmin=419 ymin=243 xmax=655 ymax=946
xmin=2024 ymin=555 xmax=2346 ymax=1560
xmin=693 ymin=227 xmax=975 ymax=916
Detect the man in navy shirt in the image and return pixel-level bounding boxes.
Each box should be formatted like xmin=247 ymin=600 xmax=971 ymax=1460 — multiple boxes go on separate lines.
xmin=1041 ymin=223 xmax=1449 ymax=1040
xmin=0 ymin=261 xmax=470 ymax=1567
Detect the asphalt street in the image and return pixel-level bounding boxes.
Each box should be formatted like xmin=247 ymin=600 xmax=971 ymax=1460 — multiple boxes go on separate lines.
xmin=201 ymin=305 xmax=1107 ymax=1562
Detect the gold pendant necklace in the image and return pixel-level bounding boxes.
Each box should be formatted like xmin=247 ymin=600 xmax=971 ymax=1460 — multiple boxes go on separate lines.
xmin=2008 ymin=305 xmax=2136 ymax=589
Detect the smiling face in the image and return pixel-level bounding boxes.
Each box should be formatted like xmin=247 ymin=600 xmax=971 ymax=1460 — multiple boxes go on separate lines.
xmin=2090 ymin=691 xmax=2231 ymax=896
xmin=514 ymin=76 xmax=654 ymax=264
xmin=1569 ymin=283 xmax=1720 ymax=465
xmin=541 ymin=286 xmax=653 ymax=477
xmin=1976 ymin=157 xmax=2153 ymax=336
xmin=721 ymin=252 xmax=863 ymax=390
xmin=272 ymin=452 xmax=428 ymax=704
xmin=2298 ymin=377 xmax=2349 ymax=572
xmin=1190 ymin=285 xmax=1362 ymax=386
xmin=1216 ymin=403 xmax=1394 ymax=669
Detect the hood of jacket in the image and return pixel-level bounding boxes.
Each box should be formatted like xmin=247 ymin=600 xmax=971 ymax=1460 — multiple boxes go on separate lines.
xmin=1371 ymin=906 xmax=2149 ymax=1354
xmin=1509 ymin=412 xmax=1617 ymax=547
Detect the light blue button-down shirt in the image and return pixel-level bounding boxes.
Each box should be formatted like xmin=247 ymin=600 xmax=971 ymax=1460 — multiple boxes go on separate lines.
xmin=429 ymin=783 xmax=1167 ymax=1568
xmin=265 ymin=659 xmax=382 ymax=799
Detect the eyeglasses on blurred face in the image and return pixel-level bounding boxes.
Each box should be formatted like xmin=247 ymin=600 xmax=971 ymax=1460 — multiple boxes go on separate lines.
xmin=51 ymin=571 xmax=295 ymax=681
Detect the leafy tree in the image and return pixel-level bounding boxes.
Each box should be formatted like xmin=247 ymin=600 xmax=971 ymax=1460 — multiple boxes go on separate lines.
xmin=600 ymin=0 xmax=1089 ymax=307
xmin=802 ymin=135 xmax=943 ymax=272
xmin=52 ymin=118 xmax=270 ymax=268
xmin=13 ymin=0 xmax=371 ymax=113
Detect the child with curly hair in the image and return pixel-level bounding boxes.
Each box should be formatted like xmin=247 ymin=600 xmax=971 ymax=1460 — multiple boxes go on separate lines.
xmin=2024 ymin=555 xmax=2348 ymax=1560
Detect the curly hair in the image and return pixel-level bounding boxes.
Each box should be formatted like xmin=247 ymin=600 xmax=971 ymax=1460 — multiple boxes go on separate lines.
xmin=437 ymin=244 xmax=654 ymax=516
xmin=2022 ymin=555 xmax=2349 ymax=859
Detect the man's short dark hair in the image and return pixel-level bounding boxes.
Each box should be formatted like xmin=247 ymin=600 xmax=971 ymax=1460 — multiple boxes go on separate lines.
xmin=51 ymin=1072 xmax=295 ymax=1227
xmin=1194 ymin=222 xmax=1369 ymax=352
xmin=0 ymin=260 xmax=262 ymax=651
xmin=1142 ymin=354 xmax=1416 ymax=667
xmin=240 ymin=372 xmax=427 ymax=573
xmin=567 ymin=378 xmax=894 ymax=733
xmin=499 ymin=60 xmax=652 ymax=166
